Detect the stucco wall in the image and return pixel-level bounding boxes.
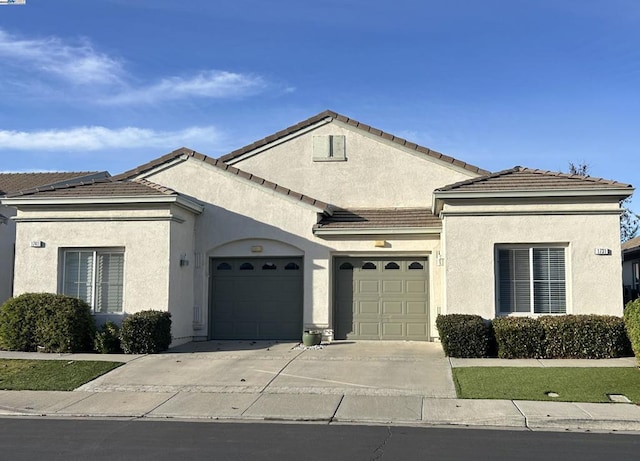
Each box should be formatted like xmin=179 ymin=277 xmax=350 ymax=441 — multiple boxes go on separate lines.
xmin=231 ymin=120 xmax=477 ymax=208
xmin=12 ymin=209 xmax=173 ymax=321
xmin=146 ymin=158 xmax=444 ymax=338
xmin=0 ymin=205 xmax=16 ymax=305
xmin=442 ymin=203 xmax=624 ymax=319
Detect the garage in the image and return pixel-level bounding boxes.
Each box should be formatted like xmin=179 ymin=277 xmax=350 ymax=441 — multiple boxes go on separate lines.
xmin=209 ymin=257 xmax=303 ymax=340
xmin=335 ymin=257 xmax=430 ymax=340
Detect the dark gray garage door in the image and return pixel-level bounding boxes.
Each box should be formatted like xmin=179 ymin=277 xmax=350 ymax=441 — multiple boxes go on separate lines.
xmin=335 ymin=257 xmax=429 ymax=340
xmin=209 ymin=257 xmax=303 ymax=340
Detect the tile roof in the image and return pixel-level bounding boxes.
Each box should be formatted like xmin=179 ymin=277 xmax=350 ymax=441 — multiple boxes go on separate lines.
xmin=113 ymin=147 xmax=333 ymax=213
xmin=436 ymin=166 xmax=633 ymax=192
xmin=0 ymin=172 xmax=107 ymax=196
xmin=315 ymin=208 xmax=441 ymax=229
xmin=5 ymin=178 xmax=178 ymax=198
xmin=218 ymin=110 xmax=490 ymax=175
xmin=622 ymin=235 xmax=640 ymax=252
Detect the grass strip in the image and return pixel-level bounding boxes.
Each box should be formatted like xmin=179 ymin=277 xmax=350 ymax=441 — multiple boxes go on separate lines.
xmin=453 ymin=367 xmax=640 ymax=403
xmin=0 ymin=359 xmax=122 ymax=391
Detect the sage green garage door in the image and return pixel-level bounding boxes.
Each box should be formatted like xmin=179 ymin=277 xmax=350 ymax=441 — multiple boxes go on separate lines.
xmin=335 ymin=257 xmax=430 ymax=340
xmin=209 ymin=257 xmax=303 ymax=340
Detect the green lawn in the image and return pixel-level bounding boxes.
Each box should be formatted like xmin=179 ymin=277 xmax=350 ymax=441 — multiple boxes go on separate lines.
xmin=453 ymin=367 xmax=640 ymax=403
xmin=0 ymin=359 xmax=122 ymax=391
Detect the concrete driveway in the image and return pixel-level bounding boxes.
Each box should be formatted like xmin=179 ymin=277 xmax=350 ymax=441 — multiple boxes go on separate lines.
xmin=78 ymin=341 xmax=456 ymax=398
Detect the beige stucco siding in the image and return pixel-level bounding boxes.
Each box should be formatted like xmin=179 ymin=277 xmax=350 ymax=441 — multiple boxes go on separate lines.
xmin=442 ymin=208 xmax=624 ymax=319
xmin=0 ymin=205 xmax=16 ymax=304
xmin=12 ymin=212 xmax=172 ymax=321
xmin=231 ymin=121 xmax=477 ymax=208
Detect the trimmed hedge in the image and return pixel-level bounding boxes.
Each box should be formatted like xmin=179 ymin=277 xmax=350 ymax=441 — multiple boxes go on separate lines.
xmin=94 ymin=321 xmax=123 ymax=354
xmin=492 ymin=317 xmax=545 ymax=359
xmin=0 ymin=293 xmax=95 ymax=353
xmin=436 ymin=314 xmax=489 ymax=358
xmin=624 ymin=299 xmax=640 ymax=363
xmin=540 ymin=315 xmax=631 ymax=359
xmin=120 ymin=310 xmax=172 ymax=354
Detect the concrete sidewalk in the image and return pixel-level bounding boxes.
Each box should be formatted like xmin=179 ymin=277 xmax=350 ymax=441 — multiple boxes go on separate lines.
xmin=0 ymin=342 xmax=638 ymax=432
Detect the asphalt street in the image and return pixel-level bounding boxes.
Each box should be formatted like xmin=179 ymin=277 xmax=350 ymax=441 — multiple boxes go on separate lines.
xmin=0 ymin=418 xmax=638 ymax=461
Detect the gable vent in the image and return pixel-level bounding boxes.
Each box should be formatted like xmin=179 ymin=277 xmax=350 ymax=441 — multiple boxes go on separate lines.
xmin=313 ymin=135 xmax=346 ymax=162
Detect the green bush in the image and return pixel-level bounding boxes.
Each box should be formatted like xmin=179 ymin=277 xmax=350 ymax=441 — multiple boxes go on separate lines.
xmin=0 ymin=293 xmax=95 ymax=353
xmin=94 ymin=321 xmax=123 ymax=354
xmin=540 ymin=315 xmax=631 ymax=359
xmin=624 ymin=299 xmax=640 ymax=363
xmin=436 ymin=314 xmax=490 ymax=358
xmin=493 ymin=317 xmax=544 ymax=359
xmin=119 ymin=310 xmax=172 ymax=354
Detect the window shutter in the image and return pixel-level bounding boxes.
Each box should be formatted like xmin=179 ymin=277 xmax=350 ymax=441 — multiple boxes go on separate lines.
xmin=313 ymin=135 xmax=330 ymax=160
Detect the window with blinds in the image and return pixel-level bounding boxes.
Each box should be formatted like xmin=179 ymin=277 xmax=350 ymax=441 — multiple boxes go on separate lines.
xmin=498 ymin=246 xmax=566 ymax=314
xmin=62 ymin=249 xmax=124 ymax=314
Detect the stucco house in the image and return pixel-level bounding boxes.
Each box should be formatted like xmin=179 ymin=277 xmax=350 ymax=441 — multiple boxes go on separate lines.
xmin=623 ymin=236 xmax=640 ymax=303
xmin=0 ymin=172 xmax=110 ymax=305
xmin=1 ymin=111 xmax=634 ymax=345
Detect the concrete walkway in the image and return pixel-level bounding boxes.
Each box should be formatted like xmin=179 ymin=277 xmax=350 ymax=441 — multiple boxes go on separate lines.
xmin=0 ymin=341 xmax=638 ymax=432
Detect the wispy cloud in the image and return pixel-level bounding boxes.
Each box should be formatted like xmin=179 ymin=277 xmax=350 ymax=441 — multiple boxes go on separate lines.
xmin=103 ymin=71 xmax=267 ymax=105
xmin=0 ymin=126 xmax=220 ymax=151
xmin=0 ymin=29 xmax=124 ymax=86
xmin=0 ymin=28 xmax=273 ymax=104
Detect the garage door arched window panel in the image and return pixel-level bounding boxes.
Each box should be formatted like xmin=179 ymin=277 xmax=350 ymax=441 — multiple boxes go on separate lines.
xmin=285 ymin=262 xmax=300 ymax=270
xmin=408 ymin=262 xmax=424 ymax=270
xmin=62 ymin=249 xmax=124 ymax=314
xmin=497 ymin=246 xmax=566 ymax=314
xmin=384 ymin=262 xmax=400 ymax=270
xmin=339 ymin=262 xmax=354 ymax=270
xmin=216 ymin=262 xmax=232 ymax=271
xmin=362 ymin=262 xmax=377 ymax=270
xmin=262 ymin=263 xmax=277 ymax=270
xmin=239 ymin=262 xmax=254 ymax=271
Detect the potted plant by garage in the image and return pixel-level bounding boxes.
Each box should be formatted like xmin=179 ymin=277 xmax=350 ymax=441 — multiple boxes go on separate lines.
xmin=302 ymin=329 xmax=322 ymax=346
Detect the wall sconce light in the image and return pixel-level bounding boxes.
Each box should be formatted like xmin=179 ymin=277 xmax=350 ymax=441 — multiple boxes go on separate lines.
xmin=179 ymin=254 xmax=189 ymax=267
xmin=251 ymin=245 xmax=263 ymax=253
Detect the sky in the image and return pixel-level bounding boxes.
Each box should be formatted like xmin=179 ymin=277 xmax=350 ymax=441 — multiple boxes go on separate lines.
xmin=0 ymin=1 xmax=639 ymax=199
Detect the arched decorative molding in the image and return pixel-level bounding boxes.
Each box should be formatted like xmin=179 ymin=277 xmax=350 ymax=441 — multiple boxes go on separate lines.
xmin=209 ymin=238 xmax=304 ymax=258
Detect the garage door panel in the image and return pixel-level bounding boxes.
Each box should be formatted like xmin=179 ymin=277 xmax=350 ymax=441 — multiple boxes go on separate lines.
xmin=335 ymin=257 xmax=429 ymax=341
xmin=406 ymin=280 xmax=427 ymax=294
xmin=382 ymin=280 xmax=403 ymax=293
xmin=210 ymin=257 xmax=303 ymax=340
xmin=382 ymin=301 xmax=403 ymax=314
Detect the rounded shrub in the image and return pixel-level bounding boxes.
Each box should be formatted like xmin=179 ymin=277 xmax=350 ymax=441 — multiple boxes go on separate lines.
xmin=0 ymin=293 xmax=95 ymax=353
xmin=492 ymin=317 xmax=544 ymax=359
xmin=119 ymin=310 xmax=172 ymax=354
xmin=540 ymin=314 xmax=631 ymax=359
xmin=94 ymin=321 xmax=123 ymax=354
xmin=624 ymin=298 xmax=640 ymax=363
xmin=435 ymin=314 xmax=490 ymax=358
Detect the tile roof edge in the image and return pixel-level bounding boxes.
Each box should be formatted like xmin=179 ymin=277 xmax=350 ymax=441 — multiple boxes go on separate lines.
xmin=0 ymin=171 xmax=110 ymax=196
xmin=435 ymin=165 xmax=633 ymax=192
xmin=218 ymin=110 xmax=490 ymax=176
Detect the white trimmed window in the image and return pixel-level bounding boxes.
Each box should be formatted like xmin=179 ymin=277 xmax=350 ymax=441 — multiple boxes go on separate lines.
xmin=497 ymin=246 xmax=566 ymax=314
xmin=62 ymin=249 xmax=125 ymax=314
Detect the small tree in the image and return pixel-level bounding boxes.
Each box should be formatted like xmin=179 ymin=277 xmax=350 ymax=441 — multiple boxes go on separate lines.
xmin=568 ymin=162 xmax=638 ymax=242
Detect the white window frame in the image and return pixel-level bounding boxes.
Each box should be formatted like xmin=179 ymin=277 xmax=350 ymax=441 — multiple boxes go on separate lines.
xmin=61 ymin=248 xmax=125 ymax=314
xmin=496 ymin=244 xmax=567 ymax=315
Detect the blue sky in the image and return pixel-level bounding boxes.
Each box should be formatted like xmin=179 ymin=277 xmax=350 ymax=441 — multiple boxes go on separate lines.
xmin=1 ymin=1 xmax=639 ymax=196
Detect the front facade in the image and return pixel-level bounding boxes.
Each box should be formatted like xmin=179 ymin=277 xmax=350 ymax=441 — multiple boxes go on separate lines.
xmin=2 ymin=111 xmax=633 ymax=345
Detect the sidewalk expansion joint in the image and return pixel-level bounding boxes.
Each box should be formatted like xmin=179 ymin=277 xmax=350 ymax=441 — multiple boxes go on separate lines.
xmin=329 ymin=394 xmax=345 ymax=424
xmin=511 ymin=401 xmax=533 ymax=431
xmin=142 ymin=392 xmax=180 ymax=418
xmin=258 ymin=349 xmax=305 ymax=393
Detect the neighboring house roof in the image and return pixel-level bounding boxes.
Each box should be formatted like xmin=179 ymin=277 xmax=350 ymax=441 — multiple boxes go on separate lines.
xmin=5 ymin=177 xmax=177 ymax=198
xmin=436 ymin=166 xmax=633 ymax=193
xmin=218 ymin=110 xmax=491 ymax=176
xmin=622 ymin=235 xmax=640 ymax=252
xmin=314 ymin=208 xmax=441 ymax=236
xmin=112 ymin=147 xmax=333 ymax=214
xmin=3 ymin=177 xmax=204 ymax=214
xmin=0 ymin=171 xmax=109 ymax=196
